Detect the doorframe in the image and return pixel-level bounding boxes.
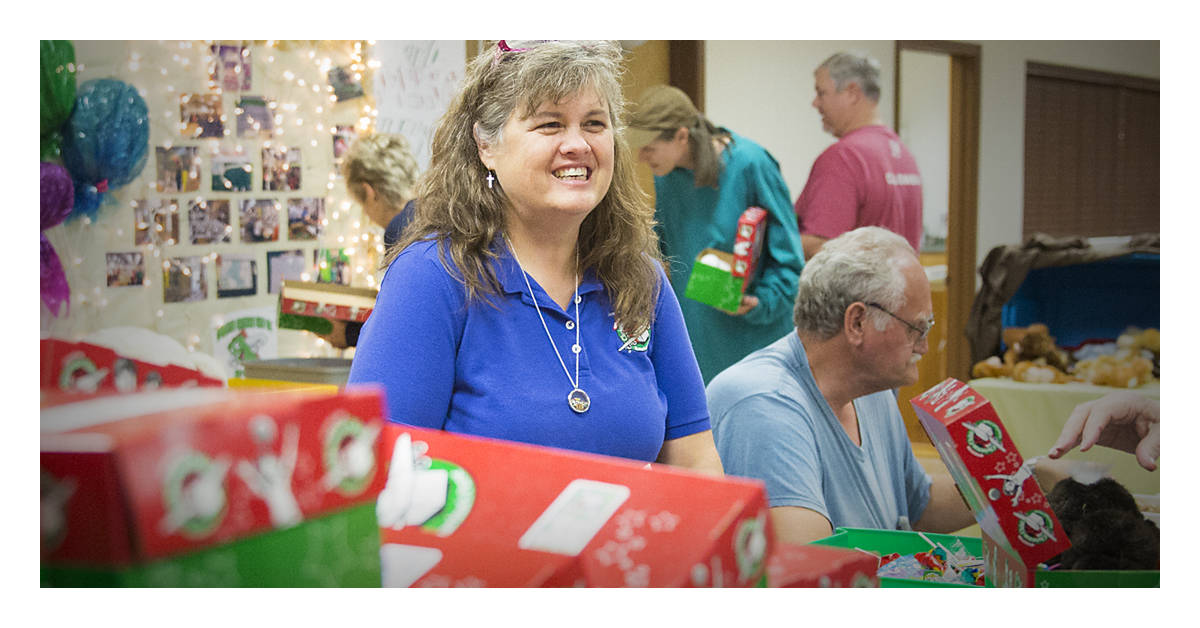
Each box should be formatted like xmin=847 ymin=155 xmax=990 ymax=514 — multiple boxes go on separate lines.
xmin=895 ymin=40 xmax=981 ymax=381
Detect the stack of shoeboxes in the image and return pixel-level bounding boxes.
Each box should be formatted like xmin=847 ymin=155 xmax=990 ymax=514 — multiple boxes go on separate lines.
xmin=40 ymin=387 xmax=389 ymax=586
xmin=277 ymin=279 xmax=378 ymax=336
xmin=41 ymin=338 xmax=224 ymax=395
xmin=684 ymin=207 xmax=768 ymax=313
xmin=42 ymin=376 xmax=880 ymax=587
xmin=375 ymin=422 xmax=774 ymax=587
xmin=910 ymin=378 xmax=1158 ymax=587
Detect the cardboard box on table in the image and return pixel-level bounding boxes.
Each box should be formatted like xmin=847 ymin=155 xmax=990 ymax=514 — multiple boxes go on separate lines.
xmin=40 ymin=387 xmax=388 ymax=586
xmin=683 ymin=207 xmax=767 ymax=313
xmin=376 ymin=422 xmax=772 ymax=587
xmin=766 ymin=542 xmax=878 ymax=587
xmin=41 ymin=338 xmax=224 ymax=394
xmin=278 ymin=279 xmax=377 ymax=336
xmin=909 ymin=378 xmax=1158 ymax=587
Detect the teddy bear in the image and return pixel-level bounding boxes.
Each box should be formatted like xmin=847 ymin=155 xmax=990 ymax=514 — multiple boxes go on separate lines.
xmin=972 ymin=323 xmax=1073 ymax=381
xmin=1072 ymin=353 xmax=1155 ymax=388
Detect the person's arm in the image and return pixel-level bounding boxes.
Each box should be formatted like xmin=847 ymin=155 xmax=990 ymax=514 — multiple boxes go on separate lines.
xmin=793 ymin=146 xmax=858 ymax=250
xmin=800 ymin=233 xmax=828 ymax=261
xmin=1049 ymin=391 xmax=1160 ymax=471
xmin=657 ymin=430 xmax=724 ymax=476
xmin=770 ymin=506 xmax=834 ymax=545
xmin=346 ymin=243 xmax=462 ymax=426
xmin=736 ymin=152 xmax=804 ymax=325
xmin=649 ymin=262 xmax=721 ymax=475
xmin=914 ymin=470 xmax=974 ymax=533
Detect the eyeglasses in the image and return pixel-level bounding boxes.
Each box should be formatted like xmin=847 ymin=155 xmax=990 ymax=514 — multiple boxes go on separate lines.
xmin=865 ymin=302 xmax=934 ymax=343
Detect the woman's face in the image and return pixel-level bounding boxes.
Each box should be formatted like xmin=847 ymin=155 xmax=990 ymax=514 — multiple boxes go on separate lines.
xmin=478 ymin=87 xmax=614 ymax=225
xmin=637 ymin=128 xmax=689 ymax=177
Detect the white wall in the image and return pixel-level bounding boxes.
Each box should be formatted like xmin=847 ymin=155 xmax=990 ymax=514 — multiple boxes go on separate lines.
xmin=703 ymin=40 xmax=1160 ymax=269
xmin=899 ymin=50 xmax=950 ymax=252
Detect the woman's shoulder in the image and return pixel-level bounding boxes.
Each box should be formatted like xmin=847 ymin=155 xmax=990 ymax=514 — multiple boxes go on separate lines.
xmin=381 ymin=237 xmax=461 ymax=286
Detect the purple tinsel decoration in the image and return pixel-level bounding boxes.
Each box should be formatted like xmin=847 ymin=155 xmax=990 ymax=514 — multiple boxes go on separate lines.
xmin=41 ymin=162 xmax=74 ymax=316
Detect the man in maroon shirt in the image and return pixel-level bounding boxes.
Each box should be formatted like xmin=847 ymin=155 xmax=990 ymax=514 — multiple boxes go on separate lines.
xmin=794 ymin=52 xmax=923 ymax=260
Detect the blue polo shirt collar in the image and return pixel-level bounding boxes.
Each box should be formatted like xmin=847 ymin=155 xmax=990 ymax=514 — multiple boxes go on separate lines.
xmin=494 ymin=240 xmax=603 ymax=313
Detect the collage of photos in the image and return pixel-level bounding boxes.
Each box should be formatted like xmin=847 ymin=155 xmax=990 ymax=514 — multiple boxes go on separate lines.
xmin=262 ymin=146 xmax=302 ymax=191
xmin=211 ymin=147 xmax=253 ymax=192
xmin=105 ymin=252 xmax=147 ymax=288
xmin=210 ymin=44 xmax=251 ymax=92
xmin=314 ymin=248 xmax=352 ymax=285
xmin=133 ymin=199 xmax=181 ymax=247
xmin=181 ymin=93 xmax=224 ymax=139
xmin=266 ymin=249 xmax=307 ymax=294
xmin=236 ymin=96 xmax=274 ymax=139
xmin=155 ymin=147 xmax=201 ymax=194
xmin=333 ymin=125 xmax=357 ymax=163
xmin=163 ymin=256 xmax=208 ymax=303
xmin=240 ymin=199 xmax=280 ymax=243
xmin=216 ymin=253 xmax=257 ymax=298
xmin=188 ymin=200 xmax=233 ymax=245
xmin=106 ymin=42 xmax=371 ymax=309
xmin=287 ymin=198 xmax=325 ymax=241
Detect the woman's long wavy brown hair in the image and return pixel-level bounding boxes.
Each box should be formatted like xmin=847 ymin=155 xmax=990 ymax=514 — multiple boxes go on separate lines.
xmin=387 ymin=40 xmax=662 ymax=334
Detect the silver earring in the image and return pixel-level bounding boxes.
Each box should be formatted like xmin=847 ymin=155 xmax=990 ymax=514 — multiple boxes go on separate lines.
xmin=486 ymin=171 xmax=495 ymax=189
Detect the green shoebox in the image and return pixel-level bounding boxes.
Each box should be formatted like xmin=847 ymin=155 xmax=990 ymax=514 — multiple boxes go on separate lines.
xmin=812 ymin=527 xmax=982 ymax=588
xmin=684 ymin=249 xmax=744 ymax=314
xmin=42 ymin=502 xmax=381 ymax=587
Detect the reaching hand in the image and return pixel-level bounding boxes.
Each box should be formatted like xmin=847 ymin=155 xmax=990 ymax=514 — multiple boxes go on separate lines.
xmin=730 ymin=294 xmax=760 ymax=317
xmin=1049 ymin=391 xmax=1160 ymax=471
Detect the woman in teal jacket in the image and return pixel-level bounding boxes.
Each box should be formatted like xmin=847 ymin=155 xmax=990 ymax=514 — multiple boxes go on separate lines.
xmin=629 ymin=85 xmax=804 ymax=383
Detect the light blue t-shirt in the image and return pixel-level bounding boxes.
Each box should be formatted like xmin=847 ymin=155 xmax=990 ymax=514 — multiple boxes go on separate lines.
xmin=347 ymin=238 xmax=711 ymax=463
xmin=708 ymin=332 xmax=931 ymax=531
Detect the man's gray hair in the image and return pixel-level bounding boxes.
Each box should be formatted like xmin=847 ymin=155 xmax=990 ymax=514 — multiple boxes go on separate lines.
xmin=818 ymin=52 xmax=882 ymax=103
xmin=793 ymin=227 xmax=916 ymax=338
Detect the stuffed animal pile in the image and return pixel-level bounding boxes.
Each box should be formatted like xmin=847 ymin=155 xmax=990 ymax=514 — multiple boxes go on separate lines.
xmin=971 ymin=324 xmax=1158 ymax=388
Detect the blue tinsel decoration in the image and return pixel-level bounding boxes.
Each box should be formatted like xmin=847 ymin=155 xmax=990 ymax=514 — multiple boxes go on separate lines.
xmin=61 ymin=78 xmax=149 ymax=221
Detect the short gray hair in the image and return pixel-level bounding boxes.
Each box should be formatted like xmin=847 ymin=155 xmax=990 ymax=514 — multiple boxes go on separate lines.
xmin=793 ymin=227 xmax=916 ymax=338
xmin=818 ymin=52 xmax=882 ymax=103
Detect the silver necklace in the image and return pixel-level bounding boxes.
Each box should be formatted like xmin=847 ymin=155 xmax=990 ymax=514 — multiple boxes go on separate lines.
xmin=507 ymin=239 xmax=590 ymax=414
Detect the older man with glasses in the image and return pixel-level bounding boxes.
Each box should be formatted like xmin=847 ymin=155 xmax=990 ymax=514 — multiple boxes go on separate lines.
xmin=708 ymin=226 xmax=973 ymax=545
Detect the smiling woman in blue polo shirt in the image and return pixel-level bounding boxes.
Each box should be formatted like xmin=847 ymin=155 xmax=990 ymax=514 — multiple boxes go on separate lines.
xmin=347 ymin=41 xmax=723 ymax=475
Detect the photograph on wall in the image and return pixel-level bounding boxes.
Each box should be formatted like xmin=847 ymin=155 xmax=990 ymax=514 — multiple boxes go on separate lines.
xmin=328 ymin=65 xmax=364 ymax=102
xmin=213 ymin=305 xmax=277 ymax=378
xmin=240 ymin=199 xmax=280 ymax=243
xmin=163 ymin=256 xmax=207 ymax=303
xmin=287 ymin=198 xmax=324 ymax=241
xmin=211 ymin=146 xmax=253 ymax=192
xmin=314 ymin=248 xmax=352 ymax=285
xmin=105 ymin=252 xmax=146 ymax=288
xmin=210 ymin=44 xmax=251 ymax=92
xmin=181 ymin=93 xmax=224 ymax=139
xmin=216 ymin=253 xmax=257 ymax=298
xmin=236 ymin=95 xmax=275 ymax=139
xmin=188 ymin=199 xmax=232 ymax=245
xmin=133 ymin=199 xmax=181 ymax=247
xmin=333 ymin=125 xmax=357 ymax=163
xmin=266 ymin=249 xmax=307 ymax=294
xmin=262 ymin=145 xmax=301 ymax=191
xmin=155 ymin=147 xmax=201 ymax=193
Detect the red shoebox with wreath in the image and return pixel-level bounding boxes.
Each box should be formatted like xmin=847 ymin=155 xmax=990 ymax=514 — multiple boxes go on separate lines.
xmin=41 ymin=387 xmax=388 ymax=582
xmin=765 ymin=542 xmax=879 ymax=587
xmin=374 ymin=422 xmax=772 ymax=587
xmin=41 ymin=338 xmax=223 ymax=395
xmin=909 ymin=378 xmax=1072 ymax=587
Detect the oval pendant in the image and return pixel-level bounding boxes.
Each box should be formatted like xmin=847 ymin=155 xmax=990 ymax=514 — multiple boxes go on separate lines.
xmin=567 ymin=388 xmax=590 ymax=414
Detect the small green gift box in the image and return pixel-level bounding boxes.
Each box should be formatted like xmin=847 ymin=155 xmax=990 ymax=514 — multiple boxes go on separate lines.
xmin=684 ymin=249 xmax=744 ymax=314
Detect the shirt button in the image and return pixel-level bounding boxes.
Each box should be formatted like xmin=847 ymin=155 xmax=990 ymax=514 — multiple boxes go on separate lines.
xmin=572 ymin=344 xmax=581 ymax=354
xmin=565 ymin=321 xmax=575 ymax=330
xmin=574 ymin=295 xmax=582 ymax=304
